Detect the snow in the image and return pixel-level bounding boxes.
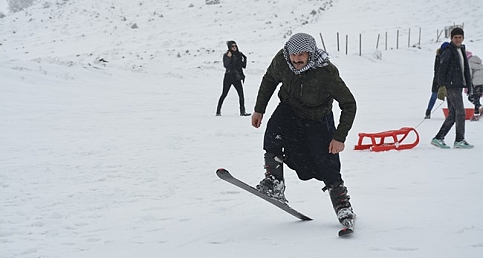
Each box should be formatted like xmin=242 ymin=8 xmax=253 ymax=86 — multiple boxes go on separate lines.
xmin=1 ymin=0 xmax=483 ymax=257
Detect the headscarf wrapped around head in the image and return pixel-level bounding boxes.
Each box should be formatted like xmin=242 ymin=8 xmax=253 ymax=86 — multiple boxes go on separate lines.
xmin=282 ymin=33 xmax=329 ymax=74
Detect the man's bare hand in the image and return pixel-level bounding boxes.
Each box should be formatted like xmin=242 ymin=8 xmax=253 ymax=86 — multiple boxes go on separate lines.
xmin=329 ymin=139 xmax=345 ymax=154
xmin=251 ymin=112 xmax=263 ymax=128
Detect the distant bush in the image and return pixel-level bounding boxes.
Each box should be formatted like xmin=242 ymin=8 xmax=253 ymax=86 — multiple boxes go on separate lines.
xmin=7 ymin=0 xmax=36 ymax=13
xmin=0 ymin=12 xmax=5 ymax=18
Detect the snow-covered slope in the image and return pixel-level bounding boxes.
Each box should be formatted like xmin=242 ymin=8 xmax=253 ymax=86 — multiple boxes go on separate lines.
xmin=1 ymin=0 xmax=482 ymax=257
xmin=1 ymin=0 xmax=336 ymax=71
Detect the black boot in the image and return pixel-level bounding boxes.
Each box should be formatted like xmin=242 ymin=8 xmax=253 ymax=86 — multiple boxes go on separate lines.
xmin=256 ymin=153 xmax=286 ymax=202
xmin=471 ymin=105 xmax=481 ymax=121
xmin=263 ymin=153 xmax=284 ymax=180
xmin=324 ymin=182 xmax=355 ymax=223
xmin=240 ymin=107 xmax=251 ymax=116
xmin=424 ymin=109 xmax=431 ymax=119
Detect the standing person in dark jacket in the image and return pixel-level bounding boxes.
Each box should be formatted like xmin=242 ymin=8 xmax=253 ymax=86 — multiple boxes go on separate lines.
xmin=466 ymin=51 xmax=483 ymax=121
xmin=431 ymin=28 xmax=474 ymax=149
xmin=216 ymin=40 xmax=250 ymax=116
xmin=424 ymin=42 xmax=449 ymax=119
xmin=251 ymin=33 xmax=357 ymax=230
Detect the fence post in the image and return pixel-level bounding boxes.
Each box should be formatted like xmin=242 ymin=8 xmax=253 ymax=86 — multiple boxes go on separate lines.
xmin=346 ymin=35 xmax=348 ymax=55
xmin=376 ymin=34 xmax=380 ymax=49
xmin=408 ymin=28 xmax=411 ymax=48
xmin=359 ymin=34 xmax=362 ymax=56
xmin=418 ymin=27 xmax=421 ymax=46
xmin=337 ymin=32 xmax=340 ymax=52
xmin=396 ymin=29 xmax=399 ymax=49
xmin=319 ymin=33 xmax=326 ymax=51
xmin=436 ymin=30 xmax=443 ymax=42
xmin=385 ymin=31 xmax=388 ymax=50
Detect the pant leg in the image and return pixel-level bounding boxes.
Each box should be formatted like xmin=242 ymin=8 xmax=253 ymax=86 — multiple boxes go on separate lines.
xmin=474 ymin=85 xmax=483 ymax=114
xmin=232 ymin=80 xmax=246 ymax=113
xmin=263 ymin=103 xmax=291 ymax=157
xmin=263 ymin=103 xmax=313 ymax=179
xmin=301 ymin=113 xmax=342 ymax=184
xmin=435 ymin=87 xmax=465 ymax=141
xmin=427 ymin=92 xmax=438 ymax=111
xmin=282 ymin=120 xmax=318 ymax=180
xmin=217 ymin=76 xmax=233 ymax=113
xmin=450 ymin=88 xmax=466 ymax=142
xmin=427 ymin=77 xmax=438 ymax=111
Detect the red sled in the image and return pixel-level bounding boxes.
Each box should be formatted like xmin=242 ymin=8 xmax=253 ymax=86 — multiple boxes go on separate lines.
xmin=354 ymin=127 xmax=419 ymax=152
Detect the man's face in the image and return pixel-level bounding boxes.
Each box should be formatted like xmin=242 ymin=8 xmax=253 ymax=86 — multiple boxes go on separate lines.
xmin=289 ymin=52 xmax=309 ymax=70
xmin=451 ymin=35 xmax=464 ymax=47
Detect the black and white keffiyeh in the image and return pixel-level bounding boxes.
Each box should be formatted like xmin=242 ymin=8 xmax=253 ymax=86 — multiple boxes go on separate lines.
xmin=282 ymin=33 xmax=330 ymax=74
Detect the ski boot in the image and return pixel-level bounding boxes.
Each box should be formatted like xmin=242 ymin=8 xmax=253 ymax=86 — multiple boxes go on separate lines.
xmin=324 ymin=182 xmax=355 ymax=225
xmin=256 ymin=153 xmax=287 ymax=203
xmin=424 ymin=109 xmax=431 ymax=119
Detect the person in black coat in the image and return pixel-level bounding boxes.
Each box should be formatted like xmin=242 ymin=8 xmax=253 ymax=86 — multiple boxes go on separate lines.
xmin=424 ymin=42 xmax=449 ymax=119
xmin=431 ymin=28 xmax=474 ymax=149
xmin=216 ymin=40 xmax=250 ymax=116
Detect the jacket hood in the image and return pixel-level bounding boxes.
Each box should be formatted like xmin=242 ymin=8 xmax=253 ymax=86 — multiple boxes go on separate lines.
xmin=226 ymin=40 xmax=237 ymax=50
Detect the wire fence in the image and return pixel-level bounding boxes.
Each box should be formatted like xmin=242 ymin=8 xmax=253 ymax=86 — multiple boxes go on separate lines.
xmin=318 ymin=23 xmax=464 ymax=57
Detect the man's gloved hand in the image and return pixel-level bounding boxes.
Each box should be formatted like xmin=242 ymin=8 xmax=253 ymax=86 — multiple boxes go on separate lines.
xmin=468 ymin=93 xmax=476 ymax=104
xmin=467 ymin=86 xmax=474 ymax=96
xmin=437 ymin=86 xmax=447 ymax=101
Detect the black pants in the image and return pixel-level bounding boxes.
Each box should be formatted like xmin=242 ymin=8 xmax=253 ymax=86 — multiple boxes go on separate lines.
xmin=435 ymin=87 xmax=466 ymax=142
xmin=264 ymin=102 xmax=342 ymax=185
xmin=217 ymin=75 xmax=246 ymax=114
xmin=469 ymin=85 xmax=482 ymax=114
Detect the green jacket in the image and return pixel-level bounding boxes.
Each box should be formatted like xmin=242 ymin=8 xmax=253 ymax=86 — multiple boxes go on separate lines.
xmin=254 ymin=50 xmax=357 ymax=143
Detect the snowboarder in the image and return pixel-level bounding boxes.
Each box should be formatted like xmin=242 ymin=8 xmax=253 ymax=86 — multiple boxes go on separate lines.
xmin=251 ymin=33 xmax=357 ymax=227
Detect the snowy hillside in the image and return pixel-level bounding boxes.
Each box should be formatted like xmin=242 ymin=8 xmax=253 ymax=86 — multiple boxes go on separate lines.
xmin=1 ymin=0 xmax=483 ymax=257
xmin=1 ymin=0 xmax=336 ymax=72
